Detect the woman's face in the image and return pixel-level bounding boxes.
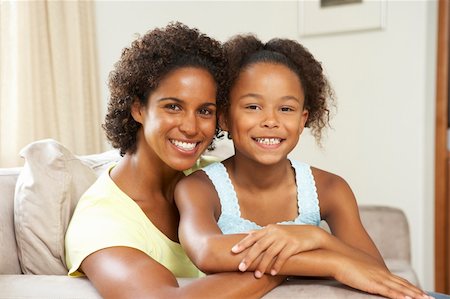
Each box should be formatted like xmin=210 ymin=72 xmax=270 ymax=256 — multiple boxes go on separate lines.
xmin=222 ymin=62 xmax=308 ymax=166
xmin=132 ymin=67 xmax=217 ymax=171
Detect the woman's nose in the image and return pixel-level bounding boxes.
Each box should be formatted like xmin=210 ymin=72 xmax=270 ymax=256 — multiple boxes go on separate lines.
xmin=179 ymin=113 xmax=197 ymax=136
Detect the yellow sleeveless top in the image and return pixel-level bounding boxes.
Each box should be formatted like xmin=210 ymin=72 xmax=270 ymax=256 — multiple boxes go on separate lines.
xmin=65 ymin=166 xmax=202 ymax=278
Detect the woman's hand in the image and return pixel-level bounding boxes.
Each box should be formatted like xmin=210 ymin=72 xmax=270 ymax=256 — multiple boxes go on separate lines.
xmin=333 ymin=254 xmax=430 ymax=299
xmin=231 ymin=224 xmax=325 ymax=278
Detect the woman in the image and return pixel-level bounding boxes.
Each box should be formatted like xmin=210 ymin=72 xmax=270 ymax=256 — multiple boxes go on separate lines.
xmin=65 ymin=23 xmax=283 ymax=298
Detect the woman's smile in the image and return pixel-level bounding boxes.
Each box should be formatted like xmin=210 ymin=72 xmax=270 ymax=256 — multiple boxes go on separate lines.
xmin=169 ymin=139 xmax=200 ymax=153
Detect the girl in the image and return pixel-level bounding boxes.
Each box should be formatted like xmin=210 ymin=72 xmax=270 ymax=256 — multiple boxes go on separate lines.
xmin=175 ymin=34 xmax=429 ymax=299
xmin=64 ymin=24 xmax=283 ymax=298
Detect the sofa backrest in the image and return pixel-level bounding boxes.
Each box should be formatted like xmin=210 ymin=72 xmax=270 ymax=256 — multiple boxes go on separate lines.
xmin=13 ymin=140 xmax=121 ymax=275
xmin=0 ymin=168 xmax=22 ymax=274
xmin=359 ymin=205 xmax=411 ymax=262
xmin=320 ymin=205 xmax=411 ymax=262
xmin=0 ymin=139 xmax=121 ymax=275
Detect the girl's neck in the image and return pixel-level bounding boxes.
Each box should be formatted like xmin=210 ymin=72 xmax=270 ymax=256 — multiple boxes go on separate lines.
xmin=225 ymin=152 xmax=292 ymax=191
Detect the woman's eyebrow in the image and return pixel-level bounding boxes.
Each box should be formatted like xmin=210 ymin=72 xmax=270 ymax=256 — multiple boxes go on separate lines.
xmin=158 ymin=97 xmax=217 ymax=106
xmin=158 ymin=97 xmax=183 ymax=103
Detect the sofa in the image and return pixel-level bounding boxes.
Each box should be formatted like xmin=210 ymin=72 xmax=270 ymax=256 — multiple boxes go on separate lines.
xmin=0 ymin=139 xmax=419 ymax=298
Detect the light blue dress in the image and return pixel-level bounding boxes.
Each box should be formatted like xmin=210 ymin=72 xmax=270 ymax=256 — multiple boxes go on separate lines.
xmin=201 ymin=159 xmax=321 ymax=234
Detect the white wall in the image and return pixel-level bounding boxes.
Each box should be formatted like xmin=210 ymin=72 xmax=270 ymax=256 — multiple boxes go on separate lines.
xmin=95 ymin=0 xmax=437 ymax=290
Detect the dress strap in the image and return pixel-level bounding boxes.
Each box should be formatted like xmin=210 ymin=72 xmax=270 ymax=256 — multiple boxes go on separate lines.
xmin=290 ymin=159 xmax=321 ymax=226
xmin=201 ymin=162 xmax=241 ymax=217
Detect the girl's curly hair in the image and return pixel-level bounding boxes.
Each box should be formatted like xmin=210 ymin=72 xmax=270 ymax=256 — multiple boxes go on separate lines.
xmin=103 ymin=22 xmax=226 ymax=155
xmin=221 ymin=34 xmax=335 ymax=143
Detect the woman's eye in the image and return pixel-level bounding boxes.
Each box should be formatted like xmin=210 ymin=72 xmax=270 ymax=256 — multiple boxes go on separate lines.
xmin=199 ymin=108 xmax=214 ymax=116
xmin=165 ymin=104 xmax=181 ymax=111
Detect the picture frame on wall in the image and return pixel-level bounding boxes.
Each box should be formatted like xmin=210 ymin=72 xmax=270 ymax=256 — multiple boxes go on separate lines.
xmin=298 ymin=0 xmax=387 ymax=37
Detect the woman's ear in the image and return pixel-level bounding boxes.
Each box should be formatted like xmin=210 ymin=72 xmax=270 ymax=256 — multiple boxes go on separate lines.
xmin=131 ymin=99 xmax=144 ymax=124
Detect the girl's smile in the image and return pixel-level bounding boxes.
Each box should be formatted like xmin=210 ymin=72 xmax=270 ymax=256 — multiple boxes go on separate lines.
xmin=222 ymin=62 xmax=308 ymax=165
xmin=253 ymin=137 xmax=284 ymax=149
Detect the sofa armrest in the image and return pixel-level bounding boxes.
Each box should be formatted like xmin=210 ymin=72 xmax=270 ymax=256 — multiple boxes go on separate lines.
xmin=0 ymin=275 xmax=395 ymax=299
xmin=0 ymin=168 xmax=22 ymax=274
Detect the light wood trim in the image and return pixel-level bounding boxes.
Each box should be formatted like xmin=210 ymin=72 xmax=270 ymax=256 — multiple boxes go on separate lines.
xmin=435 ymin=0 xmax=450 ymax=293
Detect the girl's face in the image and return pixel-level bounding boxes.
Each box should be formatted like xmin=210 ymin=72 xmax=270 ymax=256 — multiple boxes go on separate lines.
xmin=222 ymin=62 xmax=308 ymax=165
xmin=132 ymin=67 xmax=217 ymax=171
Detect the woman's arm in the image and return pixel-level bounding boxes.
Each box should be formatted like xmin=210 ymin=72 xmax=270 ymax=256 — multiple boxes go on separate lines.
xmin=81 ymin=246 xmax=284 ymax=299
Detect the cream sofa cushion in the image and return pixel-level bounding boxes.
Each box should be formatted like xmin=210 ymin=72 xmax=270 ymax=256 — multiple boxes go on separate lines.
xmin=14 ymin=139 xmax=120 ymax=274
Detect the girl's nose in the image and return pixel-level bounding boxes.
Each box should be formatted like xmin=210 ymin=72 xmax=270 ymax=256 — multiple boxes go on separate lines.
xmin=261 ymin=110 xmax=279 ymax=128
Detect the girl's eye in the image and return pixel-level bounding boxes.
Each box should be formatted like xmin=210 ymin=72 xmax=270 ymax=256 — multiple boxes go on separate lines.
xmin=165 ymin=104 xmax=181 ymax=111
xmin=246 ymin=105 xmax=260 ymax=110
xmin=281 ymin=106 xmax=295 ymax=112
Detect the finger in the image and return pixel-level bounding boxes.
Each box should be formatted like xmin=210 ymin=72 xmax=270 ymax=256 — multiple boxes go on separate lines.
xmin=254 ymin=242 xmax=285 ymax=278
xmin=382 ymin=277 xmax=428 ymax=299
xmin=368 ymin=281 xmax=408 ymax=299
xmin=383 ymin=273 xmax=427 ymax=298
xmin=394 ymin=275 xmax=427 ymax=297
xmin=231 ymin=230 xmax=264 ymax=254
xmin=239 ymin=237 xmax=276 ymax=272
xmin=270 ymin=245 xmax=298 ymax=275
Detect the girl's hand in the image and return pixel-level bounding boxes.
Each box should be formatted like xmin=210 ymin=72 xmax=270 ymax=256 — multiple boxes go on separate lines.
xmin=231 ymin=224 xmax=325 ymax=278
xmin=334 ymin=255 xmax=430 ymax=299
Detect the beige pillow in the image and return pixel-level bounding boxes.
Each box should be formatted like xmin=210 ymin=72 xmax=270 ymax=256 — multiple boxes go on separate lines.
xmin=14 ymin=139 xmax=120 ymax=274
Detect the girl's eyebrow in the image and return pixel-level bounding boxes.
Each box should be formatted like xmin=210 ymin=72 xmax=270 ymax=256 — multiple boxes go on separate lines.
xmin=281 ymin=95 xmax=301 ymax=102
xmin=238 ymin=93 xmax=263 ymax=100
xmin=238 ymin=93 xmax=301 ymax=102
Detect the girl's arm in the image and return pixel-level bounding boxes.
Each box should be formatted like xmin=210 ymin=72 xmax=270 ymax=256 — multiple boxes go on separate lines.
xmin=80 ymin=246 xmax=284 ymax=299
xmin=175 ymin=170 xmax=368 ymax=274
xmin=233 ymin=168 xmax=386 ymax=273
xmin=313 ymin=168 xmax=386 ymax=265
xmin=175 ymin=171 xmax=427 ymax=299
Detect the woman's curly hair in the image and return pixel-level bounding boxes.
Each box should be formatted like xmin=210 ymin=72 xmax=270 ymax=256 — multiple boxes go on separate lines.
xmin=103 ymin=22 xmax=227 ymax=155
xmin=221 ymin=34 xmax=335 ymax=143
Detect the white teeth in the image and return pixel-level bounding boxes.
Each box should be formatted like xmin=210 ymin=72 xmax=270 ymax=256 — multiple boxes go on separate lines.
xmin=255 ymin=138 xmax=281 ymax=145
xmin=171 ymin=139 xmax=197 ymax=151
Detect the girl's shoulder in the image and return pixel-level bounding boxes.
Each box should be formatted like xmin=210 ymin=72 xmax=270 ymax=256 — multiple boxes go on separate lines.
xmin=179 ymin=165 xmax=214 ymax=189
xmin=310 ymin=166 xmax=349 ymax=191
xmin=310 ymin=166 xmax=355 ymax=218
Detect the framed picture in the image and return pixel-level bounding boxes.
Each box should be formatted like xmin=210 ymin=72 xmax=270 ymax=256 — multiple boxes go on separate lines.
xmin=298 ymin=0 xmax=387 ymax=36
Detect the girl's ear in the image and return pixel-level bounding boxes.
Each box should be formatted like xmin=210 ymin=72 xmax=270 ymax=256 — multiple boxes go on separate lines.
xmin=301 ymin=109 xmax=309 ymax=128
xmin=218 ymin=112 xmax=229 ymax=132
xmin=131 ymin=99 xmax=144 ymax=124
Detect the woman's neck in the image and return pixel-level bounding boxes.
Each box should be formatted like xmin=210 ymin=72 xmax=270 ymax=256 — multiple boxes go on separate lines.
xmin=111 ymin=147 xmax=184 ymax=204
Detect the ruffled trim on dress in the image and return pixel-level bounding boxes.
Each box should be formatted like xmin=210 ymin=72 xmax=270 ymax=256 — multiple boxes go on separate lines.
xmin=202 ymin=160 xmax=321 ymax=234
